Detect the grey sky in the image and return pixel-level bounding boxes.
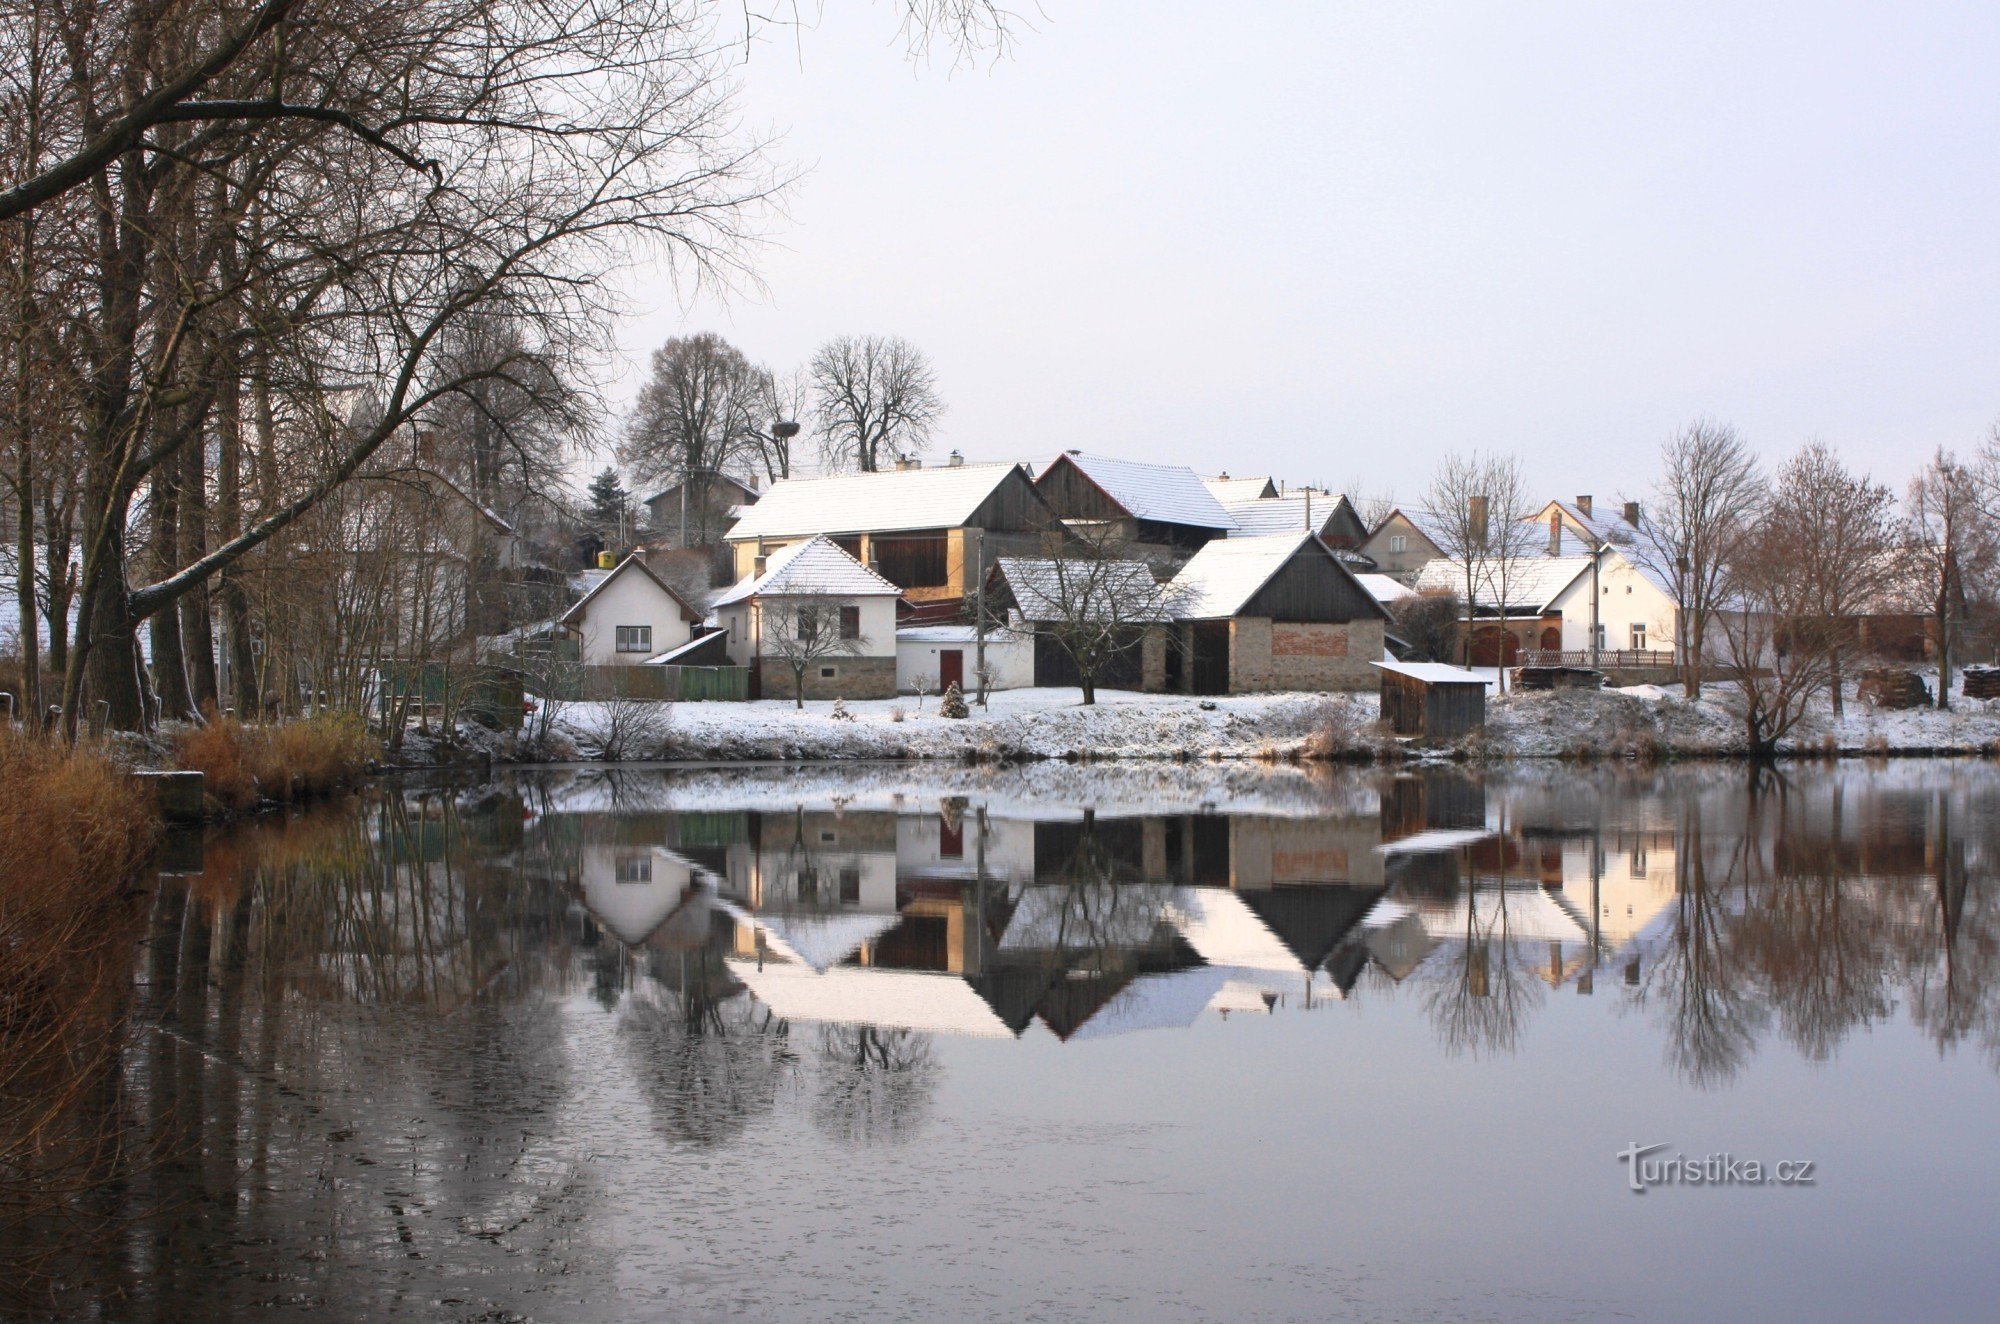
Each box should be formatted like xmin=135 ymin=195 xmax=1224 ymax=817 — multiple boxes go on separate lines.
xmin=613 ymin=2 xmax=2000 ymax=499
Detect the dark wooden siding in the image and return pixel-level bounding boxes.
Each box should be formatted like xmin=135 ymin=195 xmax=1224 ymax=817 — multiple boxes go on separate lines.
xmin=1033 ymin=455 xmax=1129 ymax=522
xmin=1321 ymin=499 xmax=1369 ymax=549
xmin=1381 ymin=672 xmax=1484 ymax=739
xmin=965 ymin=466 xmax=1060 ymax=533
xmin=1241 ymin=545 xmax=1387 ymax=622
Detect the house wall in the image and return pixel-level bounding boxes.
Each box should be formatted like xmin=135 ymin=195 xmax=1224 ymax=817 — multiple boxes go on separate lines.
xmin=1544 ymin=553 xmax=1678 ymax=655
xmin=896 ymin=631 xmax=1035 ymax=693
xmin=1225 ymin=618 xmax=1383 ymax=692
xmin=729 ymin=593 xmax=899 ymax=700
xmin=575 ymin=569 xmax=696 ymax=665
xmin=1357 ymin=513 xmax=1442 ymax=580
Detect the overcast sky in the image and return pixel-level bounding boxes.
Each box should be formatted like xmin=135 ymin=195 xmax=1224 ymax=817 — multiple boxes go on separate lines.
xmin=612 ymin=1 xmax=2000 ymax=502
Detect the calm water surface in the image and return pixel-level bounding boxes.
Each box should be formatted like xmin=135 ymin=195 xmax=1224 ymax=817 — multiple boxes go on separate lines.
xmin=48 ymin=761 xmax=2000 ymax=1321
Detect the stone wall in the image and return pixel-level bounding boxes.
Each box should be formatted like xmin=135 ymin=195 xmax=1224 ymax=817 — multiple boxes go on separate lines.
xmin=1226 ymin=618 xmax=1382 ymax=693
xmin=756 ymin=654 xmax=898 ymax=702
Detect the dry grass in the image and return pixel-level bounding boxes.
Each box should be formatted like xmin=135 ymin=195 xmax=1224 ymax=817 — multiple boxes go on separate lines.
xmin=173 ymin=711 xmax=376 ymax=815
xmin=0 ymin=733 xmax=157 ymax=1305
xmin=1301 ymin=699 xmax=1386 ymax=763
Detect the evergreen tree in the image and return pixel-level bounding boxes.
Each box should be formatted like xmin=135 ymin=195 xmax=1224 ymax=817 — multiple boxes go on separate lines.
xmin=588 ymin=468 xmax=630 ymax=542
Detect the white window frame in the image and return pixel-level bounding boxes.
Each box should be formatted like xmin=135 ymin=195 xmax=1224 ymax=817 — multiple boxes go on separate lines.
xmin=1629 ymin=622 xmax=1647 ymax=651
xmin=616 ymin=625 xmax=653 ymax=654
xmin=1388 ymin=534 xmax=1407 ymax=553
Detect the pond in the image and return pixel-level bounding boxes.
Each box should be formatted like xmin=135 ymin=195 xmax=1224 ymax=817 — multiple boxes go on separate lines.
xmin=32 ymin=760 xmax=2000 ymax=1321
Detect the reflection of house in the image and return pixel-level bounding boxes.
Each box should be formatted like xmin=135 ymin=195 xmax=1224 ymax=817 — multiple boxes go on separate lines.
xmin=712 ymin=536 xmax=903 ymax=700
xmin=581 ymin=845 xmax=707 ymax=946
xmin=721 ymin=462 xmax=1054 ymax=608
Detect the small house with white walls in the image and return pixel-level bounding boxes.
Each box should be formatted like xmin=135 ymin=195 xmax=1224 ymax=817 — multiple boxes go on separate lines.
xmin=711 ymin=535 xmax=904 ymax=701
xmin=895 ymin=623 xmax=1036 ymax=695
xmin=559 ymin=553 xmax=704 ymax=665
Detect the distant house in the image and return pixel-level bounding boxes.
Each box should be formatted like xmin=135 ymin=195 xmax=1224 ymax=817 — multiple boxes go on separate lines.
xmin=1166 ymin=534 xmax=1389 ymax=693
xmin=895 ymin=624 xmax=1035 ymax=695
xmin=1525 ymin=494 xmax=1643 ymax=555
xmin=641 ymin=471 xmax=762 ymax=548
xmin=711 ymin=535 xmax=904 ymax=700
xmin=559 ymin=553 xmax=705 ymax=665
xmin=1412 ymin=550 xmax=1678 ymax=667
xmin=1358 ymin=507 xmax=1450 ymax=580
xmin=1034 ymin=451 xmax=1237 ymax=555
xmin=722 ymin=461 xmax=1054 ymax=608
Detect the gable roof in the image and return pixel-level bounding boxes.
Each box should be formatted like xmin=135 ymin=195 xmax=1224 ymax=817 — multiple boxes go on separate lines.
xmin=1220 ymin=493 xmax=1352 ymax=538
xmin=1370 ymin=506 xmax=1452 ymax=551
xmin=711 ymin=534 xmax=903 ymax=607
xmin=1412 ymin=554 xmax=1596 ymax=614
xmin=643 ymin=471 xmax=761 ymax=507
xmin=1043 ymin=452 xmax=1237 ymax=531
xmin=1202 ymin=475 xmax=1280 ymax=502
xmin=558 ymin=553 xmax=700 ymax=626
xmin=993 ymin=555 xmax=1176 ymax=623
xmin=723 ymin=462 xmax=1030 ymax=541
xmin=1167 ymin=532 xmax=1387 ymax=620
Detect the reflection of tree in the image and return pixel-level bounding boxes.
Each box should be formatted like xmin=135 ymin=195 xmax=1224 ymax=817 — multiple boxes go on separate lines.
xmin=811 ymin=1025 xmax=939 ymax=1146
xmin=1423 ymin=884 xmax=1545 ymax=1058
xmin=1633 ymin=819 xmax=1767 ymax=1088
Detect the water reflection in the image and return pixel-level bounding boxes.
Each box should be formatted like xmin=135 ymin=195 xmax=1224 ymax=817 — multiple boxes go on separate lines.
xmin=18 ymin=760 xmax=2000 ymax=1318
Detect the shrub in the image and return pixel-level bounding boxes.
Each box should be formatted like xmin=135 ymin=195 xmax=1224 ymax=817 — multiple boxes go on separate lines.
xmin=173 ymin=710 xmax=377 ymax=813
xmin=889 ymin=705 xmax=907 ymax=724
xmin=829 ymin=697 xmax=855 ymax=722
xmin=1302 ymin=698 xmax=1379 ymax=762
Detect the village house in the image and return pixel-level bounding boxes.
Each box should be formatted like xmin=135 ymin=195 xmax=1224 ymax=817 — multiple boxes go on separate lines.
xmin=641 ymin=471 xmax=762 ymax=549
xmin=1412 ymin=549 xmax=1679 ymax=671
xmin=558 ymin=552 xmax=706 ymax=665
xmin=711 ymin=535 xmax=903 ymax=700
xmin=894 ymin=623 xmax=1036 ymax=696
xmin=721 ymin=461 xmax=1054 ymax=611
xmin=1357 ymin=507 xmax=1451 ymax=580
xmin=1166 ymin=533 xmax=1389 ymax=693
xmin=1034 ymin=451 xmax=1238 ymax=560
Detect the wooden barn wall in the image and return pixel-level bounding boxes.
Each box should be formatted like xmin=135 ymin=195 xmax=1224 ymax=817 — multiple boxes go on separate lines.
xmin=1242 ymin=549 xmax=1383 ymax=623
xmin=966 ymin=469 xmax=1060 ymax=533
xmin=1033 ymin=458 xmax=1129 ymax=522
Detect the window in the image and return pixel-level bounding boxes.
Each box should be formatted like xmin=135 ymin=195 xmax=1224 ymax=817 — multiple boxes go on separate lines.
xmin=1388 ymin=534 xmax=1407 ymax=553
xmin=839 ymin=866 xmax=861 ymax=903
xmin=1629 ymin=623 xmax=1647 ymax=650
xmin=615 ymin=625 xmax=652 ymax=653
xmin=939 ymin=816 xmax=964 ymax=859
xmin=839 ymin=605 xmax=861 ymax=640
xmin=614 ymin=854 xmax=652 ymax=884
xmin=795 ymin=608 xmax=819 ymax=643
xmin=820 ymin=666 xmax=837 ymax=678
xmin=1593 ymin=623 xmax=1606 ymax=650
xmin=1630 ymin=847 xmax=1648 ymax=878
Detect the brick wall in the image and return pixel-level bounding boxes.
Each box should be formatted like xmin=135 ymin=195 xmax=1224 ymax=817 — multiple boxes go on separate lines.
xmin=757 ymin=654 xmax=898 ymax=702
xmin=1227 ymin=618 xmax=1382 ymax=692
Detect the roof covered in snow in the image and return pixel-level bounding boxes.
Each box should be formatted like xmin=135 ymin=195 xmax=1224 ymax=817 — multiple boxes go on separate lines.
xmin=723 ymin=462 xmax=1027 ymax=541
xmin=1412 ymin=555 xmax=1595 ymax=613
xmin=712 ymin=535 xmax=903 ymax=607
xmin=1167 ymin=533 xmax=1382 ymax=620
xmin=1375 ymin=507 xmax=1453 ymax=551
xmin=559 ymin=554 xmax=700 ymax=625
xmin=1220 ymin=493 xmax=1348 ymax=538
xmin=994 ymin=556 xmax=1176 ymax=623
xmin=1046 ymin=453 xmax=1238 ymax=531
xmin=1373 ymin=660 xmax=1489 ymax=686
xmin=1356 ymin=573 xmax=1415 ymax=606
xmin=1202 ymin=475 xmax=1279 ymax=502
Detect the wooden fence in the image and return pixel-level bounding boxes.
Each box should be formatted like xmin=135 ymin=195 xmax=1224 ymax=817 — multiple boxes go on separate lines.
xmin=566 ymin=664 xmax=748 ymax=702
xmin=1516 ymin=648 xmax=1677 ymax=671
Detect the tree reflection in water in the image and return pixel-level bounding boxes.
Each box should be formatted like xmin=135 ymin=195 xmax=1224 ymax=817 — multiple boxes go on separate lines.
xmin=811 ymin=1025 xmax=940 ymax=1146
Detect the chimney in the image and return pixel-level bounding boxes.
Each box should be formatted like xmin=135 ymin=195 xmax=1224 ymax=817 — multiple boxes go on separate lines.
xmin=1548 ymin=512 xmax=1562 ymax=556
xmin=748 ymin=474 xmax=760 ymax=491
xmin=1576 ymin=494 xmax=1592 ymax=518
xmin=753 ymin=554 xmax=768 ymax=577
xmin=896 ymin=455 xmax=921 ymax=472
xmin=1623 ymin=500 xmax=1640 ymax=527
xmin=1469 ymin=495 xmax=1489 ymax=546
xmin=948 ymin=449 xmax=964 ymax=467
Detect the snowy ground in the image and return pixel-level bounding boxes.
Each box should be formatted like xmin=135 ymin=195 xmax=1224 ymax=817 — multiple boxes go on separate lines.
xmin=515 ymin=678 xmax=2000 ymax=764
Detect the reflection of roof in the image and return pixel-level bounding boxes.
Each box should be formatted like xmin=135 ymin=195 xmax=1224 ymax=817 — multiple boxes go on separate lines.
xmin=1413 ymin=885 xmax=1592 ymax=945
xmin=1063 ymin=967 xmax=1232 ymax=1040
xmin=727 ymin=960 xmax=1017 ymax=1038
xmin=1167 ymin=888 xmax=1308 ymax=973
xmin=718 ymin=902 xmax=901 ymax=972
xmin=712 ymin=535 xmax=902 ymax=607
xmin=1376 ymin=826 xmax=1495 ymax=854
xmin=1048 ymin=452 xmax=1237 ymax=530
xmin=581 ymin=849 xmax=703 ymax=946
xmin=998 ymin=883 xmax=1179 ymax=950
xmin=725 ymin=463 xmax=1027 ymax=540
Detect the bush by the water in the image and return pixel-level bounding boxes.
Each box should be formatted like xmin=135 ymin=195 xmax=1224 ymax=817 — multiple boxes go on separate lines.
xmin=0 ymin=734 xmax=158 ymax=1304
xmin=173 ymin=711 xmax=376 ymax=814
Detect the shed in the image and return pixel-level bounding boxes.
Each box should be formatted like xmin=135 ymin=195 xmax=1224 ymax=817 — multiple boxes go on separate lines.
xmin=1373 ymin=660 xmax=1486 ymax=740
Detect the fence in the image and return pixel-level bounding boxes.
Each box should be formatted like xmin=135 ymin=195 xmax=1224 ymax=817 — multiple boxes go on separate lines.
xmin=528 ymin=662 xmax=748 ymax=703
xmin=1516 ymin=649 xmax=1678 ymax=671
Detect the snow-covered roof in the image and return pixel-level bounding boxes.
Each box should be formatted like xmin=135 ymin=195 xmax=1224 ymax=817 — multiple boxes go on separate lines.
xmin=1356 ymin=573 xmax=1415 ymax=606
xmin=994 ymin=556 xmax=1175 ymax=623
xmin=723 ymin=463 xmax=1027 ymax=541
xmin=719 ymin=904 xmax=903 ymax=972
xmin=642 ymin=471 xmax=760 ymax=506
xmin=726 ymin=959 xmax=1017 ymax=1039
xmin=1373 ymin=660 xmax=1488 ymax=686
xmin=1049 ymin=453 xmax=1238 ymax=530
xmin=1220 ymin=493 xmax=1347 ymax=538
xmin=711 ymin=535 xmax=903 ymax=608
xmin=558 ymin=553 xmax=699 ymax=626
xmin=1202 ymin=475 xmax=1279 ymax=503
xmin=1412 ymin=555 xmax=1595 ymax=613
xmin=895 ymin=624 xmax=1027 ymax=644
xmin=1167 ymin=532 xmax=1382 ymax=620
xmin=642 ymin=632 xmax=725 ymax=665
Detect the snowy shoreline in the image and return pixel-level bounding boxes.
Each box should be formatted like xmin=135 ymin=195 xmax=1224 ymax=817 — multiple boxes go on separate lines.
xmin=407 ymin=683 xmax=2000 ymax=766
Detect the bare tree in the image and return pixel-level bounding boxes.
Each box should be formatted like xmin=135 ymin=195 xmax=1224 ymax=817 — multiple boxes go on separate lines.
xmin=745 ymin=365 xmax=808 ymax=484
xmin=1629 ymin=419 xmax=1765 ymax=699
xmin=998 ymin=524 xmax=1181 ymax=706
xmin=1713 ymin=520 xmax=1838 ymax=755
xmin=1906 ymin=447 xmax=1997 ymax=709
xmin=809 ymin=334 xmax=943 ymax=473
xmin=1421 ymin=451 xmax=1533 ymax=688
xmin=1391 ymin=590 xmax=1462 ymax=663
xmin=620 ymin=333 xmax=763 ymax=545
xmin=1763 ymin=442 xmax=1897 ymax=715
xmin=762 ymin=596 xmax=866 ymax=709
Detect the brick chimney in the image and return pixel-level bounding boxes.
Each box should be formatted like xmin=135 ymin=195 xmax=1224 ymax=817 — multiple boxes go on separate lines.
xmin=1576 ymin=494 xmax=1593 ymax=518
xmin=1548 ymin=512 xmax=1563 ymax=555
xmin=1623 ymin=500 xmax=1640 ymax=527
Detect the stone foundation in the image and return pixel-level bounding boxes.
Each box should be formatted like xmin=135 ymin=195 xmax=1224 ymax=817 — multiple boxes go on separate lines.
xmin=758 ymin=654 xmax=898 ymax=702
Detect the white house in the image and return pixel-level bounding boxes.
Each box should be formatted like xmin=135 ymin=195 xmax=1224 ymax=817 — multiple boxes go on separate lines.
xmin=710 ymin=535 xmax=903 ymax=700
xmin=559 ymin=553 xmax=703 ymax=665
xmin=1412 ymin=548 xmax=1679 ymax=665
xmin=895 ymin=623 xmax=1035 ymax=695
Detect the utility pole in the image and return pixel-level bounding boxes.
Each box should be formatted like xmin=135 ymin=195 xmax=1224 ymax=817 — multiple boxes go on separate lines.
xmin=974 ymin=534 xmax=989 ymax=706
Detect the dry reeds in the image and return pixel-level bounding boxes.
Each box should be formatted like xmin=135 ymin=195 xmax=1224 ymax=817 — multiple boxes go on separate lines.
xmin=172 ymin=711 xmax=377 ymax=816
xmin=0 ymin=733 xmax=157 ymax=1306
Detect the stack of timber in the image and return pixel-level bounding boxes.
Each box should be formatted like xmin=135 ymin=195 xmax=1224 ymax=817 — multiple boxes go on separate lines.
xmin=1858 ymin=667 xmax=1932 ymax=710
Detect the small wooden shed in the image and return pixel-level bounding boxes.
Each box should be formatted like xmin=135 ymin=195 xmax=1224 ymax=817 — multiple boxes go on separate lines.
xmin=1373 ymin=660 xmax=1487 ymax=740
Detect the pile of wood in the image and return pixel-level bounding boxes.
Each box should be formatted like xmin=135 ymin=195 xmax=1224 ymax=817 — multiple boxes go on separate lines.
xmin=1513 ymin=666 xmax=1603 ymax=692
xmin=1963 ymin=666 xmax=2000 ymax=700
xmin=1858 ymin=667 xmax=1932 ymax=710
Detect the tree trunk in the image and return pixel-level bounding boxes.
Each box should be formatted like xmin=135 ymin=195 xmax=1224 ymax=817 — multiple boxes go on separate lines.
xmin=149 ymin=466 xmax=193 ymax=720
xmin=1936 ymin=601 xmax=1952 ymax=711
xmin=11 ymin=423 xmax=38 ymax=726
xmin=1080 ymin=673 xmax=1096 ymax=706
xmin=179 ymin=439 xmax=218 ymax=710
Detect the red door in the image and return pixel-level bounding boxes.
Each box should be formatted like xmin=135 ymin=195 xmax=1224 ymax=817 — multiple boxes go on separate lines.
xmin=939 ymin=649 xmax=964 ymax=692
